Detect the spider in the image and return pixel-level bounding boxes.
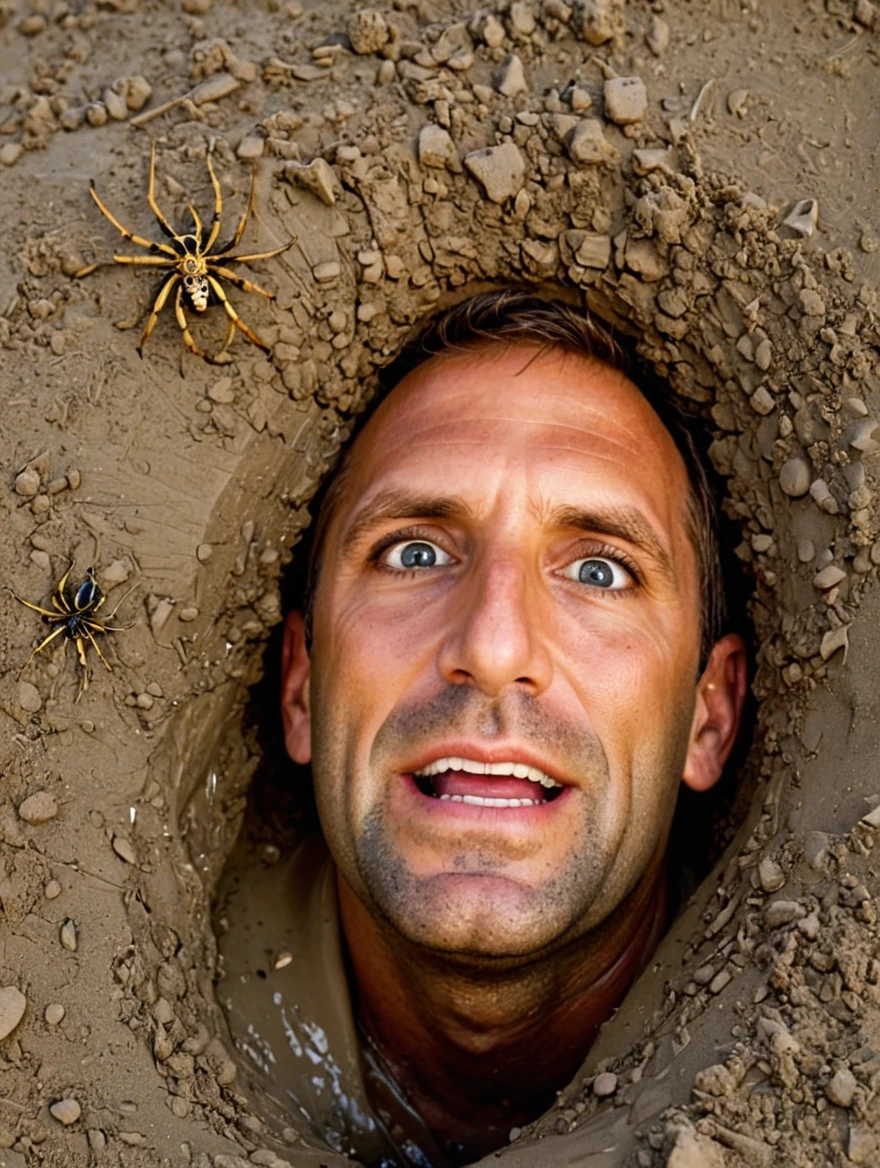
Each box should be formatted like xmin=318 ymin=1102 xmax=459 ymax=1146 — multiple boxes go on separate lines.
xmin=13 ymin=563 xmax=130 ymax=697
xmin=77 ymin=141 xmax=295 ymax=364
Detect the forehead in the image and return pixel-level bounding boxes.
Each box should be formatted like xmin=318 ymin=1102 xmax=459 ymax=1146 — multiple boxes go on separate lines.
xmin=335 ymin=343 xmax=691 ymax=531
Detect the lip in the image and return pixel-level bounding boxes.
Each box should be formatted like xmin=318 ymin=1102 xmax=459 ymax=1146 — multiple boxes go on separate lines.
xmin=400 ymin=742 xmax=571 ymax=788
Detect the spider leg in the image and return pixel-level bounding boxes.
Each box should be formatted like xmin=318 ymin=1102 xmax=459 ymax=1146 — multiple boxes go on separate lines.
xmin=207 ymin=276 xmax=269 ymax=351
xmin=147 ymin=140 xmax=180 ymax=241
xmin=137 ymin=273 xmax=180 ymax=357
xmin=109 ymin=255 xmax=177 ymax=268
xmin=219 ymin=238 xmax=296 ymax=265
xmin=24 ymin=622 xmax=68 ymax=666
xmin=208 ymin=264 xmax=275 ymax=300
xmin=203 ymin=146 xmax=225 ymax=254
xmin=188 ymin=201 xmax=204 ymax=247
xmin=13 ymin=595 xmax=66 ymax=620
xmin=87 ymin=184 xmax=178 ymax=259
xmin=82 ymin=624 xmax=113 ymax=672
xmin=174 ymin=282 xmax=214 ymax=361
xmin=102 ymin=583 xmax=136 ymax=622
xmin=208 ymin=163 xmax=256 ymax=258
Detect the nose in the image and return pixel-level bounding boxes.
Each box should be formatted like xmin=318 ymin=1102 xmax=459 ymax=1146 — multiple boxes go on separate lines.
xmin=437 ymin=552 xmax=553 ymax=697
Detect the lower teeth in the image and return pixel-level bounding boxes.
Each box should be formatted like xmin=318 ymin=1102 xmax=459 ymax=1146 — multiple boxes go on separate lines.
xmin=438 ymin=794 xmax=541 ymax=807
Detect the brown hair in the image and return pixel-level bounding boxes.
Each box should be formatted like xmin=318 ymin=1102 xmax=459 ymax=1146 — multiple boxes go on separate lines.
xmin=300 ymin=290 xmax=725 ymax=666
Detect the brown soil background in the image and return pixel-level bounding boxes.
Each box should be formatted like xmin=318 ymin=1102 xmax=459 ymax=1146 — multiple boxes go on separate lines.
xmin=1 ymin=0 xmax=880 ymax=1166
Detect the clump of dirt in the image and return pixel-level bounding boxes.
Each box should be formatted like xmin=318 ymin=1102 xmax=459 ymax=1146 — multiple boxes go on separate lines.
xmin=0 ymin=0 xmax=879 ymax=1165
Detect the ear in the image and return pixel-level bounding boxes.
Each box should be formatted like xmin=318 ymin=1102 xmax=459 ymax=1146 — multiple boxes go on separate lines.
xmin=682 ymin=633 xmax=748 ymax=793
xmin=280 ymin=610 xmax=312 ymax=765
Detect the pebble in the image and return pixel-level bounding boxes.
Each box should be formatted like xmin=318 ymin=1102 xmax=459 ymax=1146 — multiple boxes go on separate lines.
xmin=179 ymin=606 xmax=199 ymax=622
xmin=208 ymin=378 xmax=235 ymax=404
xmin=820 ymin=625 xmax=850 ymax=661
xmin=103 ymin=88 xmax=128 ymax=121
xmin=727 ymin=88 xmax=749 ymax=117
xmin=847 ymin=1124 xmax=876 ymax=1165
xmin=45 ymin=880 xmax=61 ymax=899
xmin=641 ymin=13 xmax=668 ymax=54
xmin=567 ymin=119 xmax=618 ymax=166
xmin=750 ymin=386 xmax=774 ymax=415
xmin=44 ymin=1003 xmax=65 ymax=1025
xmin=85 ymin=102 xmax=108 ymax=127
xmin=274 ymin=951 xmax=293 ymax=969
xmin=31 ymin=493 xmax=51 ymax=516
xmin=18 ymin=791 xmax=57 ymax=824
xmin=67 ymin=469 xmax=82 ymax=490
xmin=313 ymin=261 xmax=341 ymax=283
xmin=757 ymin=856 xmax=785 ymax=892
xmin=783 ymin=198 xmax=819 ymax=238
xmin=0 ymin=986 xmax=27 ymax=1041
xmin=112 ymin=836 xmax=137 ymax=864
xmin=19 ymin=13 xmax=47 ymax=34
xmin=182 ymin=0 xmax=212 ymax=11
xmin=604 ymin=76 xmax=647 ymax=124
xmin=197 ymin=543 xmax=213 ymax=563
xmin=476 ymin=13 xmax=505 ymax=47
xmin=50 ymin=1098 xmax=81 ymax=1126
xmin=826 ymin=1067 xmax=857 ymax=1108
xmin=809 ymin=479 xmax=838 ymax=515
xmin=575 ymin=0 xmax=618 ymax=44
xmin=60 ymin=919 xmax=77 ymax=952
xmin=765 ymin=899 xmax=805 ymax=927
xmin=593 ymin=1071 xmax=617 ymax=1097
xmin=813 ymin=564 xmax=845 ymax=590
xmin=495 ymin=54 xmax=527 ymax=97
xmin=464 ymin=142 xmax=525 ymax=204
xmin=845 ymin=417 xmax=880 ymax=452
xmin=347 ymin=9 xmax=389 ymax=54
xmin=0 ymin=142 xmax=24 ymax=167
xmin=778 ymin=457 xmax=810 ymax=498
xmin=237 ymin=134 xmax=265 ymax=161
xmin=121 ymin=75 xmax=152 ymax=112
xmin=17 ymin=681 xmax=42 ymax=714
xmin=570 ymin=86 xmax=591 ymax=112
xmin=798 ymin=288 xmax=825 ymax=317
xmin=418 ymin=124 xmax=458 ymax=170
xmin=14 ymin=467 xmax=41 ymax=497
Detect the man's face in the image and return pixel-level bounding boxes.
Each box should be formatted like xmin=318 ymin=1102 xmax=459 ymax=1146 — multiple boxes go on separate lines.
xmin=286 ymin=343 xmax=708 ymax=960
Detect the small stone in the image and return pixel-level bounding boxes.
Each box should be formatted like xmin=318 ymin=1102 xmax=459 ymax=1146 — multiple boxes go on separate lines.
xmin=797 ymin=539 xmax=815 ymax=563
xmin=574 ymin=0 xmax=620 ymax=45
xmin=797 ymin=911 xmax=820 ymax=940
xmin=798 ymin=288 xmax=825 ymax=317
xmin=0 ymin=142 xmax=24 ymax=167
xmin=783 ymin=198 xmax=819 ymax=238
xmin=750 ymin=386 xmax=774 ymax=415
xmin=0 ymin=986 xmax=27 ymax=1041
xmin=727 ymin=88 xmax=749 ymax=117
xmin=44 ymin=1003 xmax=65 ymax=1025
xmin=604 ymin=76 xmax=647 ymax=124
xmin=855 ymin=0 xmax=878 ymax=26
xmin=567 ymin=118 xmax=618 ymax=166
xmin=809 ymin=478 xmax=838 ymax=515
xmin=464 ymin=142 xmax=525 ymax=204
xmin=16 ymin=679 xmax=42 ymax=713
xmin=593 ymin=1071 xmax=617 ymax=1097
xmin=60 ymin=919 xmax=77 ymax=951
xmin=826 ymin=1067 xmax=857 ymax=1108
xmin=313 ymin=261 xmax=341 ymax=282
xmin=813 ymin=564 xmax=845 ymax=591
xmin=236 ymin=134 xmax=264 ymax=161
xmin=285 ymin=157 xmax=339 ymax=206
xmin=845 ymin=417 xmax=880 ymax=452
xmin=50 ymin=1098 xmax=81 ymax=1126
xmin=67 ymin=469 xmax=82 ymax=490
xmin=14 ymin=467 xmax=41 ymax=497
xmin=85 ymin=102 xmax=108 ymax=127
xmin=121 ymin=75 xmax=152 ymax=112
xmin=112 ymin=836 xmax=137 ymax=864
xmin=103 ymin=88 xmax=128 ymax=121
xmin=847 ymin=1122 xmax=877 ymax=1164
xmin=495 ymin=54 xmax=527 ymax=97
xmin=757 ymin=856 xmax=785 ymax=892
xmin=136 ymin=692 xmax=154 ymax=710
xmin=765 ymin=899 xmax=805 ymax=927
xmin=179 ymin=606 xmax=199 ymax=622
xmin=709 ymin=968 xmax=731 ymax=994
xmin=274 ymin=951 xmax=293 ymax=969
xmin=146 ymin=681 xmax=163 ymax=697
xmin=646 ymin=14 xmax=669 ymax=55
xmin=182 ymin=0 xmax=211 ymax=11
xmin=19 ymin=13 xmax=47 ymax=34
xmin=575 ymin=234 xmax=611 ymax=269
xmin=208 ymin=377 xmax=235 ymax=404
xmin=820 ymin=625 xmax=850 ymax=662
xmin=45 ymin=880 xmax=61 ymax=899
xmin=779 ymin=457 xmax=810 ymax=498
xmin=18 ymin=791 xmax=57 ymax=824
xmin=418 ymin=124 xmax=458 ymax=169
xmin=475 ymin=12 xmax=506 ymax=47
xmin=197 ymin=543 xmax=212 ymax=562
xmin=31 ymin=494 xmax=51 ymax=515
xmin=347 ymin=9 xmax=389 ymax=54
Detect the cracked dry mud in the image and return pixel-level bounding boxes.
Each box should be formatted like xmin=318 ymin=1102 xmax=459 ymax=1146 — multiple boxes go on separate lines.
xmin=1 ymin=0 xmax=880 ymax=1166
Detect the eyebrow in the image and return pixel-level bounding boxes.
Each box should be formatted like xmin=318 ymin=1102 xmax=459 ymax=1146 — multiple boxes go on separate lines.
xmin=342 ymin=488 xmax=474 ymax=549
xmin=543 ymin=503 xmax=676 ymax=582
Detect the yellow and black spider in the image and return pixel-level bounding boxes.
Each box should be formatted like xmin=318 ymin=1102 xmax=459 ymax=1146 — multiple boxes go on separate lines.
xmin=13 ymin=564 xmax=128 ymax=696
xmin=77 ymin=141 xmax=295 ymax=364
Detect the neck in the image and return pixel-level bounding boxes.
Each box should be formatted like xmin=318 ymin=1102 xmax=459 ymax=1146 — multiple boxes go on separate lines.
xmin=339 ymin=861 xmax=667 ymax=1165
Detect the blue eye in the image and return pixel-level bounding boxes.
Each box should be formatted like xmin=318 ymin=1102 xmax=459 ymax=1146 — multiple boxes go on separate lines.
xmin=564 ymin=557 xmax=629 ymax=590
xmin=385 ymin=541 xmax=451 ymax=570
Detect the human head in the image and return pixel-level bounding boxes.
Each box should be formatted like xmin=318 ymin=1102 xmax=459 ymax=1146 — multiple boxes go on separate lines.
xmin=281 ymin=291 xmax=746 ymax=962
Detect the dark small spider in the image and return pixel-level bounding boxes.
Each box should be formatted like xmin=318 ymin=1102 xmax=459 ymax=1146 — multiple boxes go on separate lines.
xmin=13 ymin=564 xmax=130 ymax=696
xmin=76 ymin=141 xmax=296 ymax=364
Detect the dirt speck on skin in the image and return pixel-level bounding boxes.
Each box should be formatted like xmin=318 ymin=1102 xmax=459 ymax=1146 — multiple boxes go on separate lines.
xmin=1 ymin=0 xmax=879 ymax=1165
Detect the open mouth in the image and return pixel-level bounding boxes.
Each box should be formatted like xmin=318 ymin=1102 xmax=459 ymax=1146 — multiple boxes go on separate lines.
xmin=411 ymin=756 xmax=565 ymax=808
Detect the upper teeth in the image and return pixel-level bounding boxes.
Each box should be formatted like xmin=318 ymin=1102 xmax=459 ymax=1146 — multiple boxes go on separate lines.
xmin=413 ymin=757 xmax=562 ymax=790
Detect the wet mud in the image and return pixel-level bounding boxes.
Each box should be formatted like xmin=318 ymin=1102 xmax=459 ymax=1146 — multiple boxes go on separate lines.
xmin=1 ymin=0 xmax=880 ymax=1165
